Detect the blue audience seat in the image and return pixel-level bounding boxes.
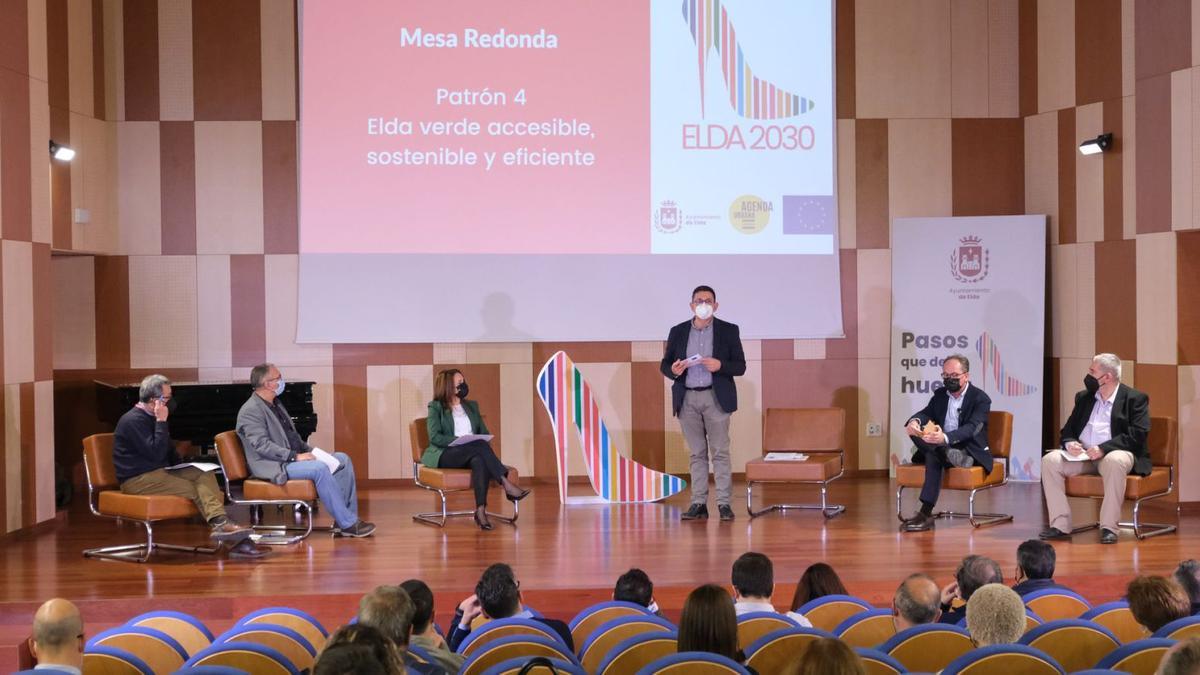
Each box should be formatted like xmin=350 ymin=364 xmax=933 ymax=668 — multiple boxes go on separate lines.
xmin=743 ymin=626 xmax=836 ymax=674
xmin=635 ymin=651 xmax=750 ymax=674
xmin=1094 ymin=638 xmax=1177 ymax=673
xmin=217 ymin=623 xmax=317 ymax=672
xmin=576 ymin=614 xmax=675 ymax=673
xmin=1022 ymin=588 xmax=1093 ymax=622
xmin=796 ymin=594 xmax=874 ymax=632
xmin=941 ymin=643 xmax=1065 ymax=674
xmin=479 ymin=656 xmax=587 ymax=675
xmin=1153 ymin=615 xmax=1200 ymax=640
xmin=1018 ymin=618 xmax=1120 ymax=673
xmin=735 ymin=610 xmax=800 ymax=650
xmin=459 ymin=634 xmax=579 ymax=675
xmin=185 ymin=641 xmax=300 ymax=675
xmin=234 ymin=607 xmax=327 ymax=655
xmin=457 ymin=617 xmax=568 ymax=656
xmin=81 ymin=645 xmax=155 ymax=675
xmin=594 ymin=630 xmax=678 ymax=675
xmin=1081 ymin=601 xmax=1147 ymax=644
xmin=834 ymin=608 xmax=897 ymax=648
xmin=854 ymin=647 xmax=908 ymax=675
xmin=880 ymin=623 xmax=975 ymax=673
xmin=568 ymin=600 xmax=652 ymax=649
xmin=87 ymin=625 xmax=189 ymax=674
xmin=125 ymin=610 xmax=215 ymax=658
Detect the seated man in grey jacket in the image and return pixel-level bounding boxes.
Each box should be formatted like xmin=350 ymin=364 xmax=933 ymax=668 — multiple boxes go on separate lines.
xmin=236 ymin=363 xmax=375 ymax=537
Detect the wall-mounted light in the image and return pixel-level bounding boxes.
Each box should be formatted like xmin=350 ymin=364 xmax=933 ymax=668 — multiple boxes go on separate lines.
xmin=1078 ymin=133 xmax=1113 ymax=156
xmin=49 ymin=141 xmax=75 ymax=161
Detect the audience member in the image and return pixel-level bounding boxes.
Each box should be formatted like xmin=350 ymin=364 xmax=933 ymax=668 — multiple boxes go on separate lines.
xmin=401 ymin=579 xmax=465 ymax=673
xmin=789 ymin=563 xmax=848 ymax=617
xmin=447 ymin=563 xmax=574 ymax=652
xmin=1012 ymin=539 xmax=1073 ymax=596
xmin=731 ymin=552 xmax=813 ymax=627
xmin=678 ymin=584 xmax=755 ymax=672
xmin=965 ymin=584 xmax=1026 ymax=646
xmin=792 ymin=636 xmax=866 ymax=675
xmin=1174 ymin=560 xmax=1200 ymax=616
xmin=18 ymin=599 xmax=84 ymax=675
xmin=356 ymin=585 xmax=444 ymax=674
xmin=940 ymin=555 xmax=1003 ymax=625
xmin=1128 ymin=575 xmax=1192 ymax=633
xmin=892 ymin=574 xmax=942 ymax=631
xmin=315 ymin=624 xmax=403 ymax=675
xmin=1158 ymin=637 xmax=1200 ymax=675
xmin=613 ymin=568 xmax=664 ymax=617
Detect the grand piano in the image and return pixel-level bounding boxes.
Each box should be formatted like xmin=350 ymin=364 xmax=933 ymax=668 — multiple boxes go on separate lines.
xmin=96 ymin=380 xmax=318 ymax=450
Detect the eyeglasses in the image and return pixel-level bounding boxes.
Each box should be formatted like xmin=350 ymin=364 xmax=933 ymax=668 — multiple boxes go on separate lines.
xmin=691 ymin=299 xmax=714 ymax=306
xmin=941 ymin=373 xmax=963 ymax=380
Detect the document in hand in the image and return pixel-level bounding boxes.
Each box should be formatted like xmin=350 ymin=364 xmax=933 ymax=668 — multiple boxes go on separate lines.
xmin=311 ymin=448 xmax=342 ymax=472
xmin=167 ymin=462 xmax=221 ymax=472
xmin=449 ymin=434 xmax=494 ymax=446
xmin=1058 ymin=448 xmax=1090 ymax=462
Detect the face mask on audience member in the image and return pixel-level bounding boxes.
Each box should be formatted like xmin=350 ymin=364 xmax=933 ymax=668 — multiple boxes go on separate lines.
xmin=943 ymin=377 xmax=962 ymax=393
xmin=694 ymin=303 xmax=714 ymax=320
xmin=456 ymin=382 xmax=469 ymax=399
xmin=1084 ymin=373 xmax=1100 ymax=395
xmin=274 ymin=378 xmax=286 ymax=396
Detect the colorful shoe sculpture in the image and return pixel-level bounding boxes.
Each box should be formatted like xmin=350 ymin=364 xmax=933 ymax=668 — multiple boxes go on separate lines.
xmin=680 ymin=0 xmax=815 ymax=119
xmin=537 ymin=351 xmax=687 ymax=503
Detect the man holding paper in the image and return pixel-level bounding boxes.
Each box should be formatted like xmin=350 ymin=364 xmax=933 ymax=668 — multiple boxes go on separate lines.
xmin=114 ymin=374 xmax=260 ymax=553
xmin=238 ymin=363 xmax=375 ymax=537
xmin=1040 ymin=353 xmax=1150 ymax=545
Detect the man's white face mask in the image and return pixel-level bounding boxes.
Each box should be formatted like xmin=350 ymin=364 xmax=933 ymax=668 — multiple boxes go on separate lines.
xmin=694 ymin=303 xmax=714 ymax=320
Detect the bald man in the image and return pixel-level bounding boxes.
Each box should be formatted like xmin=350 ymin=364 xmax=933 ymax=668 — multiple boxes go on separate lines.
xmin=892 ymin=574 xmax=942 ymax=632
xmin=18 ymin=598 xmax=83 ymax=674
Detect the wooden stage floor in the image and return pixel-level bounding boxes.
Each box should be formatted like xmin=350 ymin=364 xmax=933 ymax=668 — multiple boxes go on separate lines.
xmin=0 ymin=477 xmax=1192 ymax=666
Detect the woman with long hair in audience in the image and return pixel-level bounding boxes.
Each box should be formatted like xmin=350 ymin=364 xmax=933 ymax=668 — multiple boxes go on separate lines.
xmin=314 ymin=624 xmax=404 ymax=675
xmin=678 ymin=584 xmax=758 ymax=673
xmin=423 ymin=369 xmax=530 ymax=530
xmin=792 ymin=637 xmax=866 ymax=675
xmin=789 ymin=562 xmax=848 ymax=620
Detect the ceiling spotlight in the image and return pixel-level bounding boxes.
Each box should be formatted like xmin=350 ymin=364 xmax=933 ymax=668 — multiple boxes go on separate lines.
xmin=49 ymin=141 xmax=75 ymax=161
xmin=1078 ymin=133 xmax=1113 ymax=156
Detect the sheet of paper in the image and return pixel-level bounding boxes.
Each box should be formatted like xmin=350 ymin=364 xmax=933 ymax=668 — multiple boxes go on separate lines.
xmin=1059 ymin=448 xmax=1090 ymax=462
xmin=166 ymin=462 xmax=221 ymax=472
xmin=311 ymin=448 xmax=341 ymax=472
xmin=685 ymin=353 xmax=703 ymax=365
xmin=450 ymin=434 xmax=494 ymax=446
xmin=764 ymin=452 xmax=808 ymax=462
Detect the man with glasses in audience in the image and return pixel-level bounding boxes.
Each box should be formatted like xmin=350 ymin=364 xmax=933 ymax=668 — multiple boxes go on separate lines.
xmin=899 ymin=354 xmax=992 ymax=532
xmin=17 ymin=599 xmax=84 ymax=674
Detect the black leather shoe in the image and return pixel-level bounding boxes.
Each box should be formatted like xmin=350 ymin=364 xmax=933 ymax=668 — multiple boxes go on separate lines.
xmin=1039 ymin=527 xmax=1071 ymax=541
xmin=902 ymin=513 xmax=935 ymax=532
xmin=1100 ymin=529 xmax=1118 ymax=544
xmin=227 ymin=540 xmax=270 ymax=559
xmin=718 ymin=504 xmax=735 ymax=521
xmin=681 ymin=503 xmax=708 ymax=521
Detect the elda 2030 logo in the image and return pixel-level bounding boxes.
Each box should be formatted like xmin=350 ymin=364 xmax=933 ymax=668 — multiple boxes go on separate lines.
xmin=950 ymin=235 xmax=989 ymax=283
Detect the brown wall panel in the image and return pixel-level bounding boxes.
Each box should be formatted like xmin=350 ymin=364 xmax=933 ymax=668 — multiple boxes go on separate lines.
xmin=91 ymin=0 xmax=105 ymax=120
xmin=1136 ymin=74 xmax=1173 ymax=234
xmin=0 ymin=0 xmax=29 ymax=75
xmin=1057 ymin=110 xmax=1077 ymax=242
xmin=32 ymin=244 xmax=53 ymax=381
xmin=331 ymin=344 xmax=434 ymax=367
xmin=854 ymin=119 xmax=889 ymax=249
xmin=0 ymin=385 xmax=5 ymax=531
xmin=532 ymin=342 xmax=631 ymax=365
xmin=630 ymin=362 xmax=666 ymax=471
xmin=1075 ymin=0 xmax=1122 ymax=106
xmin=1136 ymin=364 xmax=1179 ymax=429
xmin=760 ymin=358 xmax=860 ymax=470
xmin=0 ymin=69 xmax=33 ymax=242
xmin=20 ymin=382 xmax=36 ymax=528
xmin=193 ymin=0 xmax=263 ymax=120
xmin=122 ymin=0 xmax=160 ymax=121
xmin=1178 ymin=232 xmax=1200 ymax=365
xmin=432 ymin=363 xmax=502 ymax=458
xmin=229 ymin=254 xmax=266 ymax=368
xmin=1093 ymin=240 xmax=1137 ymax=358
xmin=94 ymin=256 xmax=131 ymax=369
xmin=761 ymin=340 xmax=793 ymax=360
xmin=160 ymin=121 xmax=197 ymax=254
xmin=826 ymin=249 xmax=858 ymax=360
xmin=836 ymin=0 xmax=854 ymax=119
xmin=46 ymin=0 xmax=67 ymax=110
xmin=952 ymin=118 xmax=1025 ymax=217
xmin=1102 ymin=98 xmax=1124 ymax=241
xmin=1135 ymin=0 xmax=1191 ymax=81
xmin=263 ymin=121 xmax=298 ymax=253
xmin=332 ymin=365 xmax=369 ymax=480
xmin=49 ymin=106 xmax=71 ymax=248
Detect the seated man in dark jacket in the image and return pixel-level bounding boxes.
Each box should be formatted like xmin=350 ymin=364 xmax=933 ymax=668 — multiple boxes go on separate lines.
xmin=447 ymin=563 xmax=574 ymax=653
xmin=1012 ymin=539 xmax=1076 ymax=597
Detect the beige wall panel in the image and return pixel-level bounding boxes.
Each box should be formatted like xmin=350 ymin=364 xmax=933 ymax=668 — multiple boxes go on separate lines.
xmin=1123 ymin=361 xmax=1136 ymax=389
xmin=264 ymin=254 xmax=332 ymax=366
xmin=198 ymin=367 xmax=235 ymax=382
xmin=66 ymin=0 xmax=93 ymax=116
xmin=261 ymin=0 xmax=297 ymax=120
xmin=855 ymin=0 xmax=952 ymax=118
xmin=793 ymin=339 xmax=826 ymax=360
xmin=664 ymin=378 xmax=687 ymax=474
xmin=432 ymin=343 xmax=467 ymax=365
xmin=1026 ymin=112 xmax=1060 ymax=244
xmin=1057 ymin=358 xmax=1093 ymax=426
xmin=1123 ymin=95 xmax=1137 ymax=239
xmin=729 ymin=359 xmax=764 ymax=472
xmin=858 ymin=358 xmax=890 ymax=470
xmin=399 ymin=364 xmax=434 ymax=477
xmin=631 ymin=341 xmax=665 ymax=363
xmin=284 ymin=366 xmax=335 ymax=450
xmin=104 ymin=0 xmax=124 ymax=121
xmin=1173 ymin=69 xmax=1195 ymax=231
xmin=28 ymin=0 xmax=48 ymax=82
xmin=1194 ymin=69 xmax=1200 ymax=230
xmin=3 ymin=242 xmax=34 ymax=384
xmin=87 ymin=117 xmax=118 ymax=252
xmin=565 ymin=362 xmax=631 ymax=477
xmin=195 ymin=122 xmax=264 ymax=254
xmin=35 ymin=380 xmax=55 ymax=523
xmin=857 ymin=248 xmax=891 ymax=359
xmin=1050 ymin=244 xmax=1095 ymax=359
xmin=366 ymin=365 xmax=405 ymax=479
xmin=951 ymin=0 xmax=989 ymax=118
xmin=465 ymin=342 xmax=532 ymax=365
xmin=888 ymin=118 xmax=952 ymax=220
xmin=196 ymin=255 xmax=232 ymax=368
xmin=838 ymin=119 xmax=857 ymax=249
xmin=1075 ymin=103 xmax=1105 ymax=243
xmin=1136 ymin=232 xmax=1179 ymax=365
xmin=741 ymin=339 xmax=761 ymax=363
xmin=1123 ymin=0 xmax=1135 ymax=96
xmin=51 ymin=256 xmax=97 ymax=370
xmin=1037 ymin=0 xmax=1075 ymax=113
xmin=500 ymin=362 xmax=536 ymax=477
xmin=128 ymin=255 xmax=198 ymax=368
xmin=158 ymin=0 xmax=194 ymax=121
xmin=116 ymin=121 xmax=161 ymax=255
xmin=5 ymin=385 xmax=20 ymax=533
xmin=988 ymin=0 xmax=1020 ymax=117
xmin=1179 ymin=366 xmax=1200 ymax=501
xmin=29 ymin=79 xmax=50 ymax=244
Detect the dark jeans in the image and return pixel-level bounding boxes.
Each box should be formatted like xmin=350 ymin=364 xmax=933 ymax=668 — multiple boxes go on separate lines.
xmin=437 ymin=440 xmax=509 ymax=507
xmin=911 ymin=437 xmax=975 ymax=507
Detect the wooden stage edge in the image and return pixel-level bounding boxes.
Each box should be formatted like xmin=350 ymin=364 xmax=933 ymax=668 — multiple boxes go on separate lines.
xmin=0 ymin=477 xmax=1193 ymax=668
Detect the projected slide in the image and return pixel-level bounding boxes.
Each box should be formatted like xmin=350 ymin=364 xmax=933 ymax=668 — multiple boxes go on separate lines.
xmin=298 ymin=1 xmax=840 ymax=343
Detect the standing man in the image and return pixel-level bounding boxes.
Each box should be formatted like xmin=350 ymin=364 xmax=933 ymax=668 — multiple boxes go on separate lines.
xmin=237 ymin=363 xmax=375 ymax=537
xmin=1040 ymin=353 xmax=1150 ymax=545
xmin=661 ymin=285 xmax=746 ymax=521
xmin=899 ymin=354 xmax=992 ymax=532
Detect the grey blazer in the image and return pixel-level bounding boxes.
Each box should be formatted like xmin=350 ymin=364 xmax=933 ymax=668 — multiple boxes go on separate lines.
xmin=236 ymin=393 xmax=310 ymax=484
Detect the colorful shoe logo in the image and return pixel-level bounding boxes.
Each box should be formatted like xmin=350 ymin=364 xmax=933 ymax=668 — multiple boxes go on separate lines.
xmin=681 ymin=0 xmax=815 ymax=119
xmin=975 ymin=332 xmax=1038 ymax=396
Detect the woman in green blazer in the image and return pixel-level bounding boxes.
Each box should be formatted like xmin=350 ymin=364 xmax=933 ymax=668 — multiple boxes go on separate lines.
xmin=425 ymin=369 xmax=529 ymax=529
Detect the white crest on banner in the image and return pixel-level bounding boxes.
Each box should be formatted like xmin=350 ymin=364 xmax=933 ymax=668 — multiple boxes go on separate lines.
xmin=950 ymin=235 xmax=990 ymax=283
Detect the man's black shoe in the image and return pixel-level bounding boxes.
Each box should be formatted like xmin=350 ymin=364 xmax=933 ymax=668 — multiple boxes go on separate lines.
xmin=1038 ymin=527 xmax=1071 ymax=541
xmin=1100 ymin=529 xmax=1118 ymax=544
xmin=681 ymin=503 xmax=708 ymax=521
xmin=902 ymin=512 xmax=935 ymax=532
xmin=718 ymin=504 xmax=735 ymax=521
